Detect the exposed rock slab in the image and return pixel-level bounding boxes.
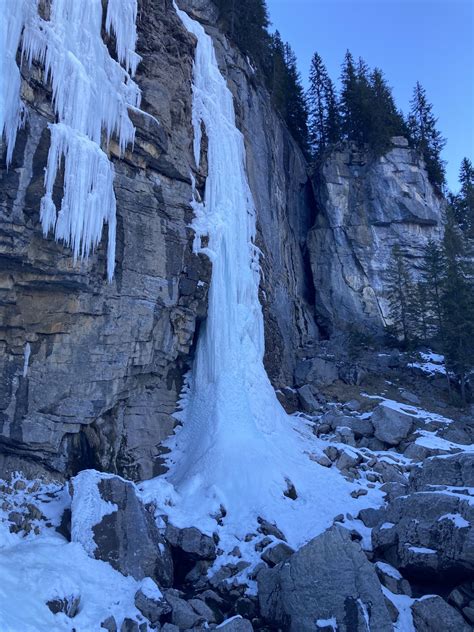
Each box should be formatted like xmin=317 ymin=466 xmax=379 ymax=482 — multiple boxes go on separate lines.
xmin=258 ymin=525 xmax=392 ymax=631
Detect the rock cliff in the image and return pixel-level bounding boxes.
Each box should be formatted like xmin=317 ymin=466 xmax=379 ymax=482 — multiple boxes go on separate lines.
xmin=0 ymin=0 xmax=315 ymax=480
xmin=309 ymin=137 xmax=444 ymax=335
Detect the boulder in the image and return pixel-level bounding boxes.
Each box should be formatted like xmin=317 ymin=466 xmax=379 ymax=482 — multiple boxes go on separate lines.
xmin=411 ymin=595 xmax=471 ymax=632
xmin=164 ymin=524 xmax=216 ymax=560
xmin=325 ymin=411 xmax=374 ymax=438
xmin=295 ymin=357 xmax=338 ymax=388
xmin=261 ymin=542 xmax=294 ymax=567
xmin=71 ymin=470 xmax=173 ymax=586
xmin=371 ymin=404 xmax=414 ymax=445
xmin=375 ymin=562 xmax=411 ymax=596
xmin=297 ymin=385 xmax=319 ymax=414
xmin=372 ymin=491 xmax=474 ymax=577
xmin=409 ymin=453 xmax=474 ymax=491
xmin=164 ymin=589 xmax=204 ymax=629
xmin=134 ymin=579 xmax=171 ymax=625
xmin=258 ymin=525 xmax=392 ymax=631
xmin=216 ymin=616 xmax=254 ymax=631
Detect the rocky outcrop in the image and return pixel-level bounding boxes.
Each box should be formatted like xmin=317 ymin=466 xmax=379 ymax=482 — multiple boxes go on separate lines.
xmin=309 ymin=138 xmax=444 ymax=334
xmin=258 ymin=525 xmax=393 ymax=631
xmin=0 ymin=0 xmax=316 ymax=479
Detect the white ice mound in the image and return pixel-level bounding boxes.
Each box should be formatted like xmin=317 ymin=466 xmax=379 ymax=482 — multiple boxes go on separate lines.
xmin=1 ymin=0 xmax=141 ymax=281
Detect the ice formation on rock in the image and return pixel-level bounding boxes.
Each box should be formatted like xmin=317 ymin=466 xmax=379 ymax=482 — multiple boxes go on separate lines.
xmin=150 ymin=6 xmax=382 ymax=552
xmin=1 ymin=0 xmax=141 ymax=281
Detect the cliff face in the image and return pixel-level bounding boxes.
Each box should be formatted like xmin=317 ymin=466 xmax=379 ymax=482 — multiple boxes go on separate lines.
xmin=0 ymin=0 xmax=315 ymax=479
xmin=308 ymin=137 xmax=444 ymax=336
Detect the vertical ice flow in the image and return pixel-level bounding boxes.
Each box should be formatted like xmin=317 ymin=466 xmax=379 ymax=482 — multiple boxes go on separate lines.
xmin=167 ymin=7 xmax=371 ymax=547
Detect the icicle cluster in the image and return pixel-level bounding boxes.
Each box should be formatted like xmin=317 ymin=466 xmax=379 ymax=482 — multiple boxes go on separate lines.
xmin=1 ymin=0 xmax=141 ymax=281
xmin=0 ymin=0 xmax=37 ymax=164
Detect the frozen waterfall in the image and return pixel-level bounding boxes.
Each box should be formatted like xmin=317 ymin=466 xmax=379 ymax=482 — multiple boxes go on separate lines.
xmin=1 ymin=0 xmax=140 ymax=281
xmin=149 ymin=5 xmax=382 ymax=551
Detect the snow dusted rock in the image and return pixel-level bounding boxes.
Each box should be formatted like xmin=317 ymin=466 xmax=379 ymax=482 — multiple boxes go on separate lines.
xmin=215 ymin=615 xmax=254 ymax=631
xmin=71 ymin=470 xmax=173 ymax=586
xmin=323 ymin=410 xmax=374 ymax=437
xmin=375 ymin=561 xmax=412 ymax=596
xmin=411 ymin=595 xmax=471 ymax=632
xmin=164 ymin=524 xmax=216 ymax=560
xmin=134 ymin=578 xmax=171 ymax=626
xmin=409 ymin=453 xmax=474 ymax=491
xmin=372 ymin=491 xmax=474 ymax=576
xmin=258 ymin=525 xmax=392 ymax=631
xmin=46 ymin=593 xmax=80 ymax=618
xmin=371 ymin=403 xmax=414 ymax=445
xmin=261 ymin=542 xmax=294 ymax=567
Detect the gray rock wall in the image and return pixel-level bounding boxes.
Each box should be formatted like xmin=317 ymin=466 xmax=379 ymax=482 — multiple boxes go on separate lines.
xmin=0 ymin=0 xmax=316 ymax=479
xmin=309 ymin=138 xmax=444 ymax=335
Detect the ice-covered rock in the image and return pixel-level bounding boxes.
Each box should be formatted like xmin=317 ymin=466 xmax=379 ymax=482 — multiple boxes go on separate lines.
xmin=71 ymin=470 xmax=173 ymax=586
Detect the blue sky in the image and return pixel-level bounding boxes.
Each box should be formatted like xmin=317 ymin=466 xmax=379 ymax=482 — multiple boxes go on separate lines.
xmin=266 ymin=0 xmax=474 ymax=191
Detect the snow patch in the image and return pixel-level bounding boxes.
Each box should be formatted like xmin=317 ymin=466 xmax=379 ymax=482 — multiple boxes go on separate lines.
xmin=316 ymin=617 xmax=338 ymax=630
xmin=438 ymin=513 xmax=470 ymax=528
xmin=71 ymin=470 xmax=118 ymax=556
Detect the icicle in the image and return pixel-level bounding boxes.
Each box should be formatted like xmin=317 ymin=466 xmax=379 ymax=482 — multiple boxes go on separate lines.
xmin=105 ymin=0 xmax=141 ymax=75
xmin=2 ymin=0 xmax=141 ymax=280
xmin=41 ymin=123 xmax=117 ymax=282
xmin=0 ymin=0 xmax=37 ymax=166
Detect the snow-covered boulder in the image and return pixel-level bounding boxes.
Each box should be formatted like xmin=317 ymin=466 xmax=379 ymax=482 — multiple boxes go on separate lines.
xmin=371 ymin=403 xmax=414 ymax=445
xmin=258 ymin=525 xmax=392 ymax=631
xmin=71 ymin=470 xmax=173 ymax=587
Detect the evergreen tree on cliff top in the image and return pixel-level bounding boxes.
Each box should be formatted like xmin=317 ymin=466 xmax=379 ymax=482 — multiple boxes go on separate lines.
xmin=307 ymin=52 xmax=340 ymax=159
xmin=283 ymin=43 xmax=309 ymax=151
xmin=408 ymin=82 xmax=446 ymax=191
xmin=214 ymin=0 xmax=271 ymax=68
xmin=339 ymin=51 xmax=405 ymax=154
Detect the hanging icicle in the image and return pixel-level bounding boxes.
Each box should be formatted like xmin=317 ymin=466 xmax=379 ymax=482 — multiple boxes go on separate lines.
xmin=1 ymin=0 xmax=141 ymax=281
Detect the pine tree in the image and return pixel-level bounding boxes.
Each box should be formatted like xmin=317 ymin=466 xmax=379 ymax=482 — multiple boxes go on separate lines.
xmin=451 ymin=157 xmax=474 ymax=235
xmin=386 ymin=244 xmax=416 ymax=345
xmin=420 ymin=239 xmax=445 ymax=338
xmin=283 ymin=43 xmax=309 ymax=151
xmin=441 ymin=216 xmax=474 ymax=405
xmin=367 ymin=68 xmax=407 ymax=154
xmin=214 ymin=0 xmax=271 ymax=66
xmin=307 ymin=52 xmax=340 ymax=158
xmin=340 ymin=50 xmax=358 ymax=141
xmin=408 ymin=82 xmax=446 ymax=191
xmin=411 ymin=281 xmax=430 ymax=343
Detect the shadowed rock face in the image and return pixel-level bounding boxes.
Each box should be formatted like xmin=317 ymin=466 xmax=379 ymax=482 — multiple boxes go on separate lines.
xmin=309 ymin=138 xmax=444 ymax=335
xmin=0 ymin=0 xmax=317 ymax=479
